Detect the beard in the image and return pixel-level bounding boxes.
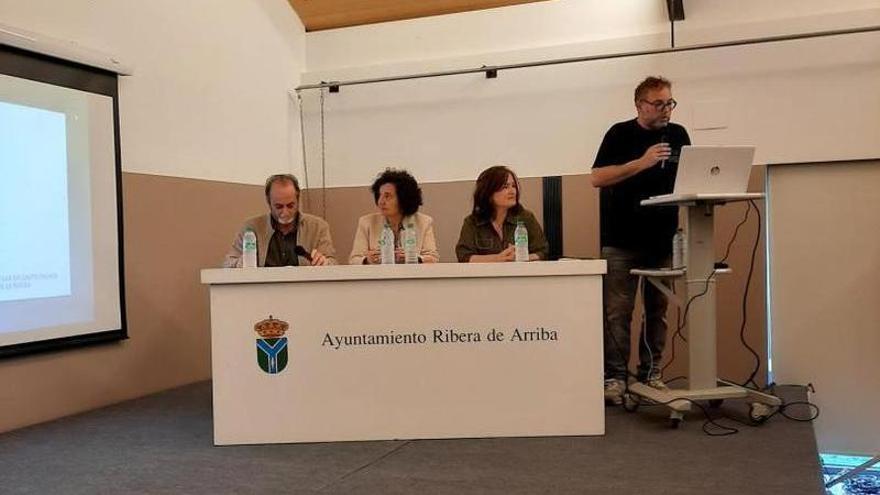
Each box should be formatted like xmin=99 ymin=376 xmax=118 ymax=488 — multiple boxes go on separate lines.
xmin=274 ymin=213 xmax=295 ymax=225
xmin=648 ymin=118 xmax=668 ymax=130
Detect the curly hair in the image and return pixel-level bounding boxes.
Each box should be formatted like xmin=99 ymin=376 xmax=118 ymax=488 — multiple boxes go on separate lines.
xmin=371 ymin=168 xmax=423 ymax=217
xmin=472 ymin=165 xmax=522 ymax=221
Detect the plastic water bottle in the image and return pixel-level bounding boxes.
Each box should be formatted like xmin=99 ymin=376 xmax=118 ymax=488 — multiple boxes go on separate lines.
xmin=672 ymin=228 xmax=686 ymax=269
xmin=514 ymin=220 xmax=529 ymax=262
xmin=404 ymin=222 xmax=418 ymax=264
xmin=379 ymin=222 xmax=395 ymax=264
xmin=242 ymin=229 xmax=257 ymax=268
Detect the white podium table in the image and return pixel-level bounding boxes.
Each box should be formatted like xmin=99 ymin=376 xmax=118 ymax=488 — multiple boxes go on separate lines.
xmin=628 ymin=193 xmax=781 ymax=426
xmin=201 ymin=260 xmax=606 ymax=445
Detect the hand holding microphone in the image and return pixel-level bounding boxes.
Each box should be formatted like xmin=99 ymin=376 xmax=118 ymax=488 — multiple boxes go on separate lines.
xmin=641 ymin=142 xmax=672 ymax=170
xmin=659 ymin=128 xmax=669 ymax=169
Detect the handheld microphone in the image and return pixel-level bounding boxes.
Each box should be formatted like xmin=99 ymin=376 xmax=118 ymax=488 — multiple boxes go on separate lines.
xmin=294 ymin=245 xmax=313 ymax=263
xmin=659 ymin=127 xmax=669 ymax=169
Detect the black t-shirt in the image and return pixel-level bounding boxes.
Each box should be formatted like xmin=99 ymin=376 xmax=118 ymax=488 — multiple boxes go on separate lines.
xmin=592 ymin=118 xmax=691 ymax=255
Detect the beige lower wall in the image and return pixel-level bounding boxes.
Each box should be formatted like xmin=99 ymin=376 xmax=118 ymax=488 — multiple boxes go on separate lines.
xmin=0 ymin=173 xmax=265 ymax=434
xmin=0 ymin=169 xmax=767 ymax=433
xmin=768 ymin=160 xmax=880 ymax=454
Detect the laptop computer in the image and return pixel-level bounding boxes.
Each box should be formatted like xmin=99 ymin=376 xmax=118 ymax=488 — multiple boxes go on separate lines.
xmin=647 ymin=145 xmax=756 ymax=202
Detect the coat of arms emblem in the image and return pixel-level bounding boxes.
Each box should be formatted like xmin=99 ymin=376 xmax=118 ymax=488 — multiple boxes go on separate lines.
xmin=254 ymin=316 xmax=289 ymax=374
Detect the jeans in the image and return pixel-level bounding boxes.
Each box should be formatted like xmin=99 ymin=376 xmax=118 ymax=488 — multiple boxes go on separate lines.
xmin=602 ymin=246 xmax=672 ymax=381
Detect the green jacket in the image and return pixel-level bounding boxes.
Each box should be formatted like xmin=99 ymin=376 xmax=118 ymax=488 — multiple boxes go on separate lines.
xmin=455 ymin=209 xmax=548 ymax=262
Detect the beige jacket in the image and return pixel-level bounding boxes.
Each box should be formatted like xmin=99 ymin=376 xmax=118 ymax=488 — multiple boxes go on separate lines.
xmin=223 ymin=212 xmax=337 ymax=267
xmin=348 ymin=212 xmax=440 ymax=265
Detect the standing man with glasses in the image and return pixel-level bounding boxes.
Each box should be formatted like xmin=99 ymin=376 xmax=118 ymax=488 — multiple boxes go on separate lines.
xmin=591 ymin=76 xmax=691 ymax=405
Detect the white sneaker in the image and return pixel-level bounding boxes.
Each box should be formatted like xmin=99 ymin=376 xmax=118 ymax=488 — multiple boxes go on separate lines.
xmin=643 ymin=374 xmax=669 ymax=392
xmin=604 ymin=378 xmax=626 ymax=405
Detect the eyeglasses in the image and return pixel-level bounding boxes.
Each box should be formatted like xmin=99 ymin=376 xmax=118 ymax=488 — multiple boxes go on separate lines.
xmin=640 ymin=98 xmax=677 ymax=111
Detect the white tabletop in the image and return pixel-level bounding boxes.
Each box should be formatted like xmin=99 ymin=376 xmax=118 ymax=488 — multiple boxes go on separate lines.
xmin=201 ymin=259 xmax=607 ymax=285
xmin=641 ymin=192 xmax=765 ymax=206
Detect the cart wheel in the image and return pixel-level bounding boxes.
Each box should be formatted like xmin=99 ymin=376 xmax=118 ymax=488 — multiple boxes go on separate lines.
xmin=623 ymin=393 xmax=640 ymax=413
xmin=669 ymin=410 xmax=685 ymax=429
xmin=749 ymin=402 xmax=773 ymax=425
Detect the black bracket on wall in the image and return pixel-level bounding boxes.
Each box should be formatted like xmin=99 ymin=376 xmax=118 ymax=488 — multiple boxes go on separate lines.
xmin=542 ymin=176 xmax=563 ymax=261
xmin=666 ymin=0 xmax=685 ymax=21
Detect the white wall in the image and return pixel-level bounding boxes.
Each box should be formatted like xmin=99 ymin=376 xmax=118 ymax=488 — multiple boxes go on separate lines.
xmin=299 ymin=0 xmax=880 ymax=187
xmin=306 ymin=0 xmax=669 ymax=73
xmin=0 ymin=0 xmax=307 ymax=185
xmin=680 ymin=0 xmax=880 ymax=43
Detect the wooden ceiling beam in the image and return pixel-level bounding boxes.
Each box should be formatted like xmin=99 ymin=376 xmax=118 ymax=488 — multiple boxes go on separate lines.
xmin=289 ymin=0 xmax=549 ymax=32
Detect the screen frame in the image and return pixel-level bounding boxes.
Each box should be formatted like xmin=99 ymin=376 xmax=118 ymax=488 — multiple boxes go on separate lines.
xmin=0 ymin=44 xmax=127 ymax=358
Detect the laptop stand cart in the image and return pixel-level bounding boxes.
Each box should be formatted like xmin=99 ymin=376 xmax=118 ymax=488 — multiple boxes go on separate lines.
xmin=625 ymin=192 xmax=782 ymax=428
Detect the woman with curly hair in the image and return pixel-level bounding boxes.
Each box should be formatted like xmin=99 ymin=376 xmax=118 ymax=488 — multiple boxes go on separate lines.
xmin=455 ymin=165 xmax=547 ymax=263
xmin=349 ymin=168 xmax=440 ymax=264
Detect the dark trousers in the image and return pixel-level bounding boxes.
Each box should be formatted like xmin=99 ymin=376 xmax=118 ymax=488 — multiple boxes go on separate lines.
xmin=602 ymin=246 xmax=671 ymax=381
